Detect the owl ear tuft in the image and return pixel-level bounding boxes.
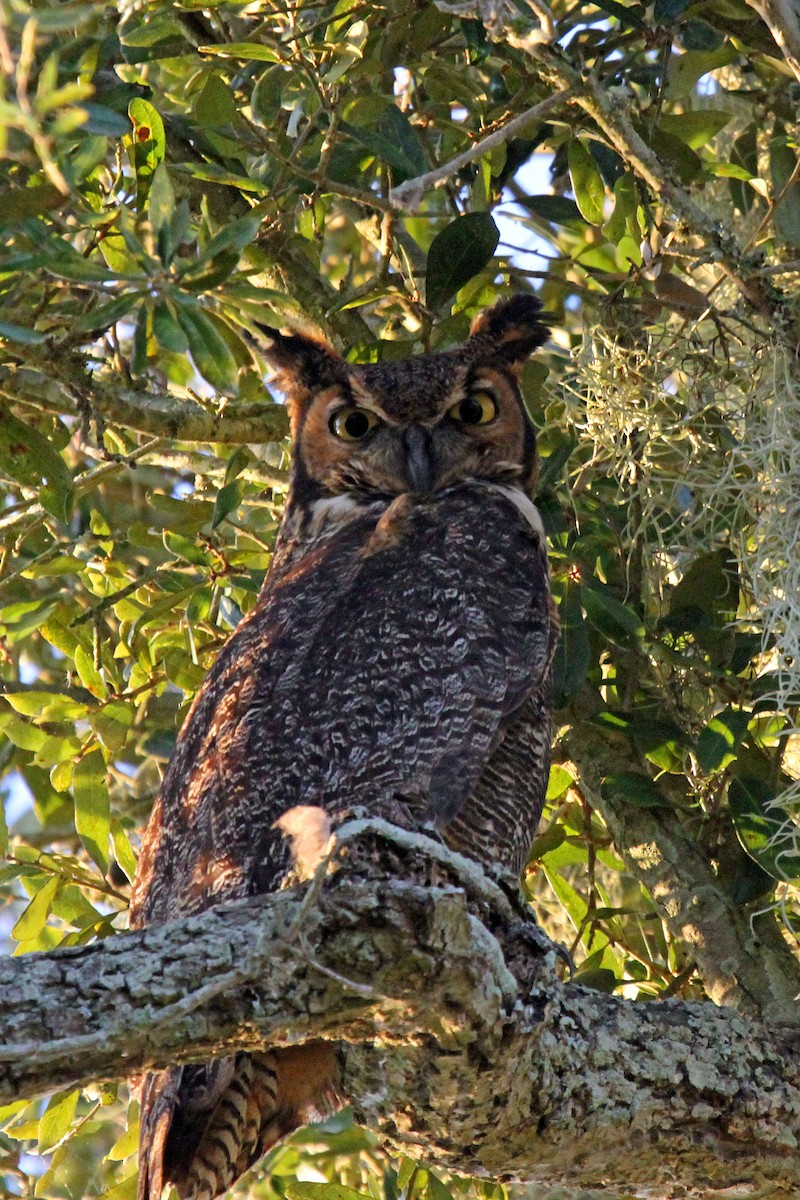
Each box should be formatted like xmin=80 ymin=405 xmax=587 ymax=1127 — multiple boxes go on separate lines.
xmin=258 ymin=326 xmax=349 ymax=438
xmin=468 ymin=295 xmax=550 ymax=373
xmin=261 ymin=327 xmax=348 ymax=396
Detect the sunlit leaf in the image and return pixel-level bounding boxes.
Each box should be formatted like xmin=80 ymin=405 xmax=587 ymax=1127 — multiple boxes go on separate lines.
xmin=286 ymin=1185 xmax=372 ymax=1200
xmin=199 ymin=42 xmax=282 ymax=61
xmin=38 ymin=1088 xmax=80 ymax=1153
xmin=697 ymin=708 xmax=751 ymax=773
xmin=128 ymin=98 xmax=166 ymax=204
xmin=728 ymin=778 xmax=800 ymax=882
xmin=73 ymin=750 xmax=110 ymax=874
xmin=659 ymin=110 xmax=732 ymax=149
xmin=11 ymin=873 xmax=61 ymax=942
xmin=567 ymin=139 xmax=605 ymax=225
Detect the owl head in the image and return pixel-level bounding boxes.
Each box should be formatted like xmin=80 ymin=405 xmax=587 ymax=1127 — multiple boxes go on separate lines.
xmin=263 ymin=295 xmax=549 ymax=504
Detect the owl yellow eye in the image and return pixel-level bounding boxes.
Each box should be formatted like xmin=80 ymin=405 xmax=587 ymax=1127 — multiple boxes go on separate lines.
xmin=329 ymin=406 xmax=380 ymax=441
xmin=449 ymin=390 xmax=497 ymax=426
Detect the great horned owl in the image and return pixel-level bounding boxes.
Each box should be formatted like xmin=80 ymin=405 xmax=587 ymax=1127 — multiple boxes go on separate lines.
xmin=130 ymin=294 xmax=558 ymax=1200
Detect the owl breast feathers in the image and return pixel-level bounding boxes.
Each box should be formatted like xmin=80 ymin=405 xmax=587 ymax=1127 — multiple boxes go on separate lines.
xmin=130 ymin=294 xmax=559 ymax=1200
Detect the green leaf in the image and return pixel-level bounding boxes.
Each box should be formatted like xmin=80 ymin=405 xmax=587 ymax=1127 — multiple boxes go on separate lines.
xmin=163 ymin=530 xmax=210 ymax=565
xmin=131 ymin=302 xmax=149 ymax=376
xmin=106 ymin=1118 xmax=140 ymax=1162
xmin=148 ymin=162 xmax=175 ymax=254
xmin=0 ymin=794 xmax=6 ymax=855
xmin=211 ymin=480 xmax=244 ymax=529
xmin=11 ymin=873 xmax=61 ymax=942
xmin=131 ymin=584 xmax=198 ymax=636
xmin=152 ymin=301 xmax=188 ymax=352
xmin=93 ymin=1169 xmax=139 ymax=1200
xmin=194 ymin=74 xmax=237 ymax=125
xmin=286 ymin=1186 xmax=372 ymax=1200
xmin=729 ymin=778 xmax=800 ymax=882
xmin=528 ymin=822 xmax=567 ymax=859
xmin=658 ymin=110 xmax=732 ymax=149
xmin=601 ymin=771 xmax=668 ymax=809
xmin=770 ymin=132 xmax=800 ymax=247
xmin=546 ymin=764 xmax=575 ymax=800
xmin=572 ymin=966 xmax=618 ymax=992
xmin=670 ymin=548 xmax=738 ymax=620
xmin=602 ymin=173 xmax=637 ymax=242
xmin=0 ymin=319 xmax=47 ymax=344
xmin=174 ymin=304 xmax=239 ymax=392
xmin=654 ymin=0 xmax=693 ymax=23
xmin=0 ymin=405 xmax=74 ymax=519
xmin=82 ymin=102 xmax=132 ymax=137
xmin=537 ymin=437 xmax=576 ymax=490
xmin=729 ymin=124 xmax=758 ymax=214
xmin=73 ymin=750 xmax=110 ymax=874
xmin=111 ymin=821 xmax=138 ymax=884
xmin=542 ymin=863 xmax=590 ymax=929
xmin=128 ymin=98 xmax=166 ymax=205
xmin=344 ymin=106 xmax=426 ymax=180
xmin=38 ymin=1088 xmax=80 ymax=1153
xmin=189 ymin=212 xmax=263 ymax=266
xmin=551 ymin=580 xmax=591 ymax=706
xmin=3 ymin=690 xmax=88 ymax=719
xmin=567 ymin=139 xmax=606 ymax=225
xmin=588 ymin=0 xmax=646 ymax=27
xmin=199 ymin=41 xmax=282 ymax=60
xmin=73 ymin=292 xmax=141 ymax=334
xmin=74 ymin=645 xmax=107 ymax=698
xmin=520 ymin=194 xmax=583 ymax=227
xmin=425 ymin=213 xmax=499 ymax=310
xmin=582 ymin=584 xmax=644 ymax=647
xmin=697 ymin=708 xmax=751 ymax=773
xmin=629 ymin=714 xmax=686 ymax=774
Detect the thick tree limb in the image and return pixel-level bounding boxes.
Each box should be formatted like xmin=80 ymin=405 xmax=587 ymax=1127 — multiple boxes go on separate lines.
xmin=0 ymin=365 xmax=289 ymax=446
xmin=2 ymin=823 xmax=800 ymax=1195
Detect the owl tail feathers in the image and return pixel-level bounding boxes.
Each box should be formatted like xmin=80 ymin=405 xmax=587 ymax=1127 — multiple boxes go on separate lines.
xmin=137 ymin=1046 xmax=342 ymax=1200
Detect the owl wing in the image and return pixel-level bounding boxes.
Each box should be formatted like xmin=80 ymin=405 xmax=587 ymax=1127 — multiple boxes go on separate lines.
xmin=131 ymin=482 xmax=554 ymax=926
xmin=131 ymin=483 xmax=554 ymax=1199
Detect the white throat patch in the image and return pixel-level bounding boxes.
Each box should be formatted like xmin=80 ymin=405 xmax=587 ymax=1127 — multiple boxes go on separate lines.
xmin=486 ymin=484 xmax=545 ymax=539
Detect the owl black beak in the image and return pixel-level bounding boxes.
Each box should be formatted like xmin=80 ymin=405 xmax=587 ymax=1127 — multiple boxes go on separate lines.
xmin=403 ymin=425 xmax=436 ymax=495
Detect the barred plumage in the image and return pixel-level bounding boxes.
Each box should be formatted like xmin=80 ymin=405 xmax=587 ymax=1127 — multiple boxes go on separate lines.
xmin=130 ymin=295 xmax=558 ymax=1200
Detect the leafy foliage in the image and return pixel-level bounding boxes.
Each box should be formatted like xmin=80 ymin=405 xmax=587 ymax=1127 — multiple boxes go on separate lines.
xmin=1 ymin=0 xmax=800 ymax=1193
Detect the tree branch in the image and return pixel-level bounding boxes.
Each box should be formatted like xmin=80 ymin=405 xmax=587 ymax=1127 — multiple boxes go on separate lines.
xmin=389 ymin=92 xmax=572 ymax=212
xmin=2 ymin=822 xmax=800 ymax=1194
xmin=746 ymin=0 xmax=800 ymax=82
xmin=0 ymin=365 xmax=289 ymax=447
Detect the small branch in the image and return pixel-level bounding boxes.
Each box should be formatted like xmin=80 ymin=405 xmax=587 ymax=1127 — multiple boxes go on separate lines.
xmin=745 ymin=0 xmax=800 ymax=82
xmin=0 ymin=363 xmax=289 ymax=460
xmin=390 ymin=92 xmax=571 ymax=212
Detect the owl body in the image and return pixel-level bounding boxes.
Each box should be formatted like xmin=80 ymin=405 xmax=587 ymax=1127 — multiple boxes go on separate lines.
xmin=131 ymin=296 xmax=558 ymax=1200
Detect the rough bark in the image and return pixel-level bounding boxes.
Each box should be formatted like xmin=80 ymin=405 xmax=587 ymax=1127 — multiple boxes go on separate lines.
xmin=2 ymin=822 xmax=800 ymax=1196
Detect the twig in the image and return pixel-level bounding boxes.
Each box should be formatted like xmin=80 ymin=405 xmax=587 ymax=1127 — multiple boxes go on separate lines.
xmin=390 ymin=91 xmax=571 ymax=211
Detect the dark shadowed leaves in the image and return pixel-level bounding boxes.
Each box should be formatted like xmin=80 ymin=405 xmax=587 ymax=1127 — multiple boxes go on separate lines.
xmin=425 ymin=213 xmax=499 ymax=310
xmin=728 ymin=778 xmax=800 ymax=882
